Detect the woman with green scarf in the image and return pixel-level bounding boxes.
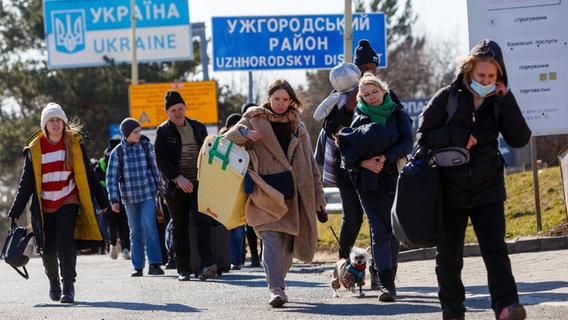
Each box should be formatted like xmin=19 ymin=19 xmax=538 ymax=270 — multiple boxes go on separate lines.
xmin=340 ymin=72 xmax=413 ymax=302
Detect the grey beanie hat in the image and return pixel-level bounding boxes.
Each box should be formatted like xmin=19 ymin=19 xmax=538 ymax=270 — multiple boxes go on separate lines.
xmin=120 ymin=117 xmax=140 ymax=139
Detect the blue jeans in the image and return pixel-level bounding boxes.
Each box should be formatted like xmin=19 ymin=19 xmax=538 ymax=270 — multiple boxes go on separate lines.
xmin=230 ymin=225 xmax=245 ymax=265
xmin=124 ymin=198 xmax=163 ymax=270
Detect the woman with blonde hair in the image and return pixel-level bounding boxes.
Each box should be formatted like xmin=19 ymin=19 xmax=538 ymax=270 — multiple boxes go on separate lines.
xmin=8 ymin=103 xmax=109 ymax=304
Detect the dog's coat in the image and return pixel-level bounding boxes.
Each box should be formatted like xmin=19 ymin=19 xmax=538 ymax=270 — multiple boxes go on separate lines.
xmin=331 ymin=258 xmax=366 ymax=297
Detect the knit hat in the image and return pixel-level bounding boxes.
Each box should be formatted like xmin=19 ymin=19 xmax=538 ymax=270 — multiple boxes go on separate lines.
xmin=164 ymin=90 xmax=185 ymax=109
xmin=353 ymin=39 xmax=379 ymax=67
xmin=120 ymin=117 xmax=140 ymax=139
xmin=40 ymin=102 xmax=68 ymax=129
xmin=225 ymin=113 xmax=242 ymax=128
xmin=329 ymin=63 xmax=361 ymax=93
xmin=241 ymin=102 xmax=257 ymax=114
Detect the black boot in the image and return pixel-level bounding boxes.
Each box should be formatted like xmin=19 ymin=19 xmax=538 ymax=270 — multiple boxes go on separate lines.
xmin=49 ymin=278 xmax=61 ymax=302
xmin=369 ymin=262 xmax=379 ymax=290
xmin=60 ymin=282 xmax=75 ymax=303
xmin=378 ymin=269 xmax=396 ymax=302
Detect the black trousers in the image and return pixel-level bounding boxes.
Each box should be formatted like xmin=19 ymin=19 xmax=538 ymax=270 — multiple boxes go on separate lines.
xmin=42 ymin=204 xmax=79 ymax=285
xmin=436 ymin=202 xmax=520 ymax=319
xmin=336 ymin=168 xmax=367 ymax=259
xmin=166 ymin=186 xmax=214 ymax=273
xmin=104 ymin=202 xmax=130 ymax=250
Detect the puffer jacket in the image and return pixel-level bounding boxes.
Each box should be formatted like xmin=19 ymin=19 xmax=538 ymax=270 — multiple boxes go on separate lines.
xmin=416 ymin=40 xmax=531 ymax=208
xmin=347 ymin=92 xmax=414 ymax=193
xmin=8 ymin=130 xmax=109 ymax=252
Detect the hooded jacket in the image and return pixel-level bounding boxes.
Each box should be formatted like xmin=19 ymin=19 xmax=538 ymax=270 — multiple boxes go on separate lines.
xmin=223 ymin=107 xmax=326 ymax=263
xmin=8 ymin=130 xmax=109 ymax=252
xmin=416 ymin=39 xmax=531 ymax=208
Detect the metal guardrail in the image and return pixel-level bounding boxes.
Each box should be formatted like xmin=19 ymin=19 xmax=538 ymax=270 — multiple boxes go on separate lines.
xmin=324 ymin=187 xmax=342 ymax=214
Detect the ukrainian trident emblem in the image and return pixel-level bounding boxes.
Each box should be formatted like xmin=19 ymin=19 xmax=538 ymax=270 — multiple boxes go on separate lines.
xmin=52 ymin=10 xmax=85 ymax=53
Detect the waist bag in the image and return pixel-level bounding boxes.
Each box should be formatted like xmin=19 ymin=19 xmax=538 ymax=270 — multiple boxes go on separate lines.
xmin=432 ymin=146 xmax=470 ymax=167
xmin=260 ymin=170 xmax=295 ymax=199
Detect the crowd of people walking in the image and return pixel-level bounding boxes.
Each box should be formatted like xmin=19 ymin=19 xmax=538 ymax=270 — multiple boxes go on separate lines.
xmin=6 ymin=38 xmax=529 ymax=320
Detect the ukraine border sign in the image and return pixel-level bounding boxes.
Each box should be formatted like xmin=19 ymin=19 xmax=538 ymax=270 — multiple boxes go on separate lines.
xmin=212 ymin=13 xmax=386 ymax=71
xmin=43 ymin=0 xmax=191 ymax=69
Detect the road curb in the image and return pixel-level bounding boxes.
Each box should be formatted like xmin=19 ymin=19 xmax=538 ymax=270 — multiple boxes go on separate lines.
xmin=398 ymin=235 xmax=568 ymax=262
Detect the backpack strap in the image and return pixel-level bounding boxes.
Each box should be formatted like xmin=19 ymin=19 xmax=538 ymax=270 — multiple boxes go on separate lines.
xmin=444 ymin=89 xmax=459 ymax=126
xmin=116 ymin=141 xmax=153 ymax=182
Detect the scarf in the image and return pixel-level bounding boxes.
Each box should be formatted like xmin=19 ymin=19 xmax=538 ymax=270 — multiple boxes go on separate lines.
xmin=357 ymin=92 xmax=397 ymax=125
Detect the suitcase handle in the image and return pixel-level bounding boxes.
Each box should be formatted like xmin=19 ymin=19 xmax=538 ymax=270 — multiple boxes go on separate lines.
xmin=208 ymin=136 xmax=234 ymax=170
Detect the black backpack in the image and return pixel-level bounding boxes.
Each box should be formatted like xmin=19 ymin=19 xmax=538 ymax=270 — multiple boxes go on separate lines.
xmin=1 ymin=222 xmax=35 ymax=279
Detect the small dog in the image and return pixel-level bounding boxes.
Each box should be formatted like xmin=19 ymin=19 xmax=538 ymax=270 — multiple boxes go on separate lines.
xmin=331 ymin=246 xmax=370 ymax=297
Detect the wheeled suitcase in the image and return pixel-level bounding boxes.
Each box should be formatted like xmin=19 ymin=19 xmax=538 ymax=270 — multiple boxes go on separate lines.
xmin=189 ymin=219 xmax=231 ymax=276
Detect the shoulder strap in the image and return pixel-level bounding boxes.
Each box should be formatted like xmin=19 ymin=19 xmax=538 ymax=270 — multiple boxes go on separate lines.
xmin=444 ymin=89 xmax=459 ymax=126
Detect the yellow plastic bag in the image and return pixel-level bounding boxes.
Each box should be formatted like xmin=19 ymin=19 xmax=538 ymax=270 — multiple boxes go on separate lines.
xmin=198 ymin=135 xmax=249 ymax=230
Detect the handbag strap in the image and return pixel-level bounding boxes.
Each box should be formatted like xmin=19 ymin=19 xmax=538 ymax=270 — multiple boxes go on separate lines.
xmin=208 ymin=136 xmax=234 ymax=170
xmin=444 ymin=89 xmax=459 ymax=126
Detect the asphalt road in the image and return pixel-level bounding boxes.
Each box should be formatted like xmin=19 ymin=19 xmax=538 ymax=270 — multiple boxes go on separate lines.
xmin=1 ymin=248 xmax=567 ymax=320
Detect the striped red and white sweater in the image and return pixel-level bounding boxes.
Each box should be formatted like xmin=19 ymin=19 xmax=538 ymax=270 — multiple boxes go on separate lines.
xmin=40 ymin=136 xmax=78 ymax=212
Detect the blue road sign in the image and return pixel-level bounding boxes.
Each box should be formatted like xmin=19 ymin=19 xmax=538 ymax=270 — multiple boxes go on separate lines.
xmin=212 ymin=13 xmax=386 ymax=71
xmin=44 ymin=0 xmax=191 ymax=69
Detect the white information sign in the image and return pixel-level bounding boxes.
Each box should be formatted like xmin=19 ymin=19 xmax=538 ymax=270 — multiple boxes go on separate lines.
xmin=467 ymin=0 xmax=568 ymax=136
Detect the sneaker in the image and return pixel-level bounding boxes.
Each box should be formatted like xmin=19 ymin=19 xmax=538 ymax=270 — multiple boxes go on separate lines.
xmin=131 ymin=269 xmax=143 ymax=277
xmin=148 ymin=264 xmax=164 ymax=275
xmin=231 ymin=264 xmax=241 ymax=270
xmin=250 ymin=260 xmax=261 ymax=268
xmin=178 ymin=272 xmax=191 ymax=281
xmin=198 ymin=264 xmax=218 ymax=281
xmin=498 ymin=303 xmax=526 ymax=320
xmin=122 ymin=249 xmax=131 ymax=260
xmin=109 ymin=245 xmax=118 ymax=260
xmin=269 ymin=287 xmax=286 ymax=308
xmin=165 ymin=258 xmax=177 ymax=270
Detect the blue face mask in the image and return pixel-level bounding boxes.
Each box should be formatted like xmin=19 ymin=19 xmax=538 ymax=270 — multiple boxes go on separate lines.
xmin=470 ymin=79 xmax=496 ymax=97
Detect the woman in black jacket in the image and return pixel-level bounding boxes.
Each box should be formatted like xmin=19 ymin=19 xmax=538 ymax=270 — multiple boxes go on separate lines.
xmin=338 ymin=72 xmax=413 ymax=302
xmin=416 ymin=39 xmax=531 ymax=320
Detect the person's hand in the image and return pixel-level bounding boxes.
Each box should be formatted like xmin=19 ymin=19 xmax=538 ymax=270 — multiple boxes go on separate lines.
xmin=246 ymin=129 xmax=261 ymax=142
xmin=361 ymin=156 xmax=385 ymax=174
xmin=317 ymin=206 xmax=328 ymax=223
xmin=175 ymin=175 xmax=194 ymax=193
xmin=495 ymin=81 xmax=508 ymax=97
xmin=111 ymin=203 xmax=120 ymax=213
xmin=466 ymin=134 xmax=478 ymax=150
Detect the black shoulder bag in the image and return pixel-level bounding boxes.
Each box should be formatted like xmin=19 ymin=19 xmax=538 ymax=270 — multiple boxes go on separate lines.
xmin=1 ymin=222 xmax=35 ymax=279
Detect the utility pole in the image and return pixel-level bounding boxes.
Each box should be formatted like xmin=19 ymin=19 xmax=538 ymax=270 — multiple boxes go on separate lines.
xmin=344 ymin=0 xmax=353 ymax=63
xmin=130 ymin=0 xmax=138 ymax=85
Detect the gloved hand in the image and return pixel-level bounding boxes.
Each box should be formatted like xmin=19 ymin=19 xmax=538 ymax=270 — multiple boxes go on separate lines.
xmin=316 ymin=206 xmax=328 ymax=223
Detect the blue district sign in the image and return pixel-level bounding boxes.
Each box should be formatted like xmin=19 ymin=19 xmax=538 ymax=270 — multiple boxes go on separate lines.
xmin=212 ymin=13 xmax=386 ymax=71
xmin=43 ymin=0 xmax=191 ymax=69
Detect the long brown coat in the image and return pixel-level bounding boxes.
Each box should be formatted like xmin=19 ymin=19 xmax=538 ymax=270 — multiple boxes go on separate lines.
xmin=224 ymin=107 xmax=326 ymax=263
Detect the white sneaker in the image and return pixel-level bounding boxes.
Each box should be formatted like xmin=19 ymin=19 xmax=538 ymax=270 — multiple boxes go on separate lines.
xmin=269 ymin=287 xmax=287 ymax=307
xmin=109 ymin=245 xmax=118 ymax=260
xmin=122 ymin=249 xmax=131 ymax=260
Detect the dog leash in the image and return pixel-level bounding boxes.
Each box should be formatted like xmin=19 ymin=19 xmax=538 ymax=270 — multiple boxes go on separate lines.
xmin=329 ymin=226 xmax=345 ymax=258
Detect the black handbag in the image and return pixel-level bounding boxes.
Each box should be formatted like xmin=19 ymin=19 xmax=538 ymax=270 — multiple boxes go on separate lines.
xmin=391 ymin=150 xmax=444 ymax=249
xmin=260 ymin=170 xmax=295 ymax=199
xmin=1 ymin=222 xmax=35 ymax=279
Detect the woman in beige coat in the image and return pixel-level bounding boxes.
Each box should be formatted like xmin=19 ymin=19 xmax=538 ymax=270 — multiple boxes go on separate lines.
xmin=224 ymin=79 xmax=327 ymax=308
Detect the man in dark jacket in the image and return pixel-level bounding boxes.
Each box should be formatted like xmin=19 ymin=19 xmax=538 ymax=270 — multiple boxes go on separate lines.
xmin=416 ymin=39 xmax=530 ymax=320
xmin=154 ymin=90 xmax=217 ymax=282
